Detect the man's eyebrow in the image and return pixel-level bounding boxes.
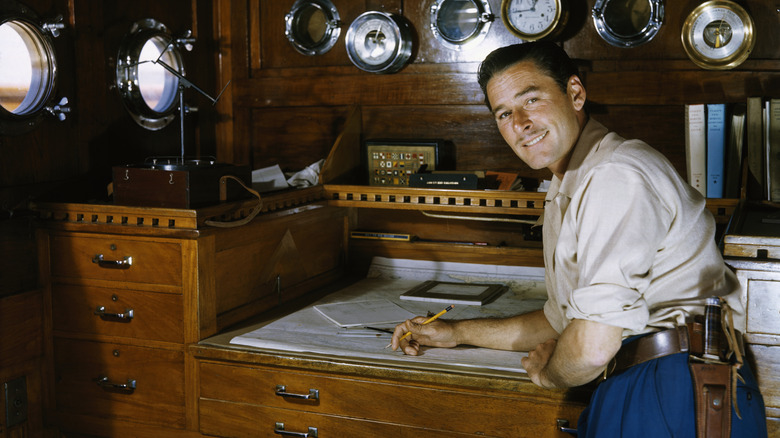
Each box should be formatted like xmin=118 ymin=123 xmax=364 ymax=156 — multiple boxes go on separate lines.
xmin=492 ymin=85 xmax=540 ymax=116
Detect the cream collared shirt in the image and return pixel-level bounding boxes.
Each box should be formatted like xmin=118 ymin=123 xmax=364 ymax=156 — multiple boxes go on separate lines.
xmin=542 ymin=119 xmax=743 ymax=338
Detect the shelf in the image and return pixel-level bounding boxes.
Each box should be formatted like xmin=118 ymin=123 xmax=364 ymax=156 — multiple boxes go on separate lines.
xmin=324 ymin=184 xmax=545 ymax=216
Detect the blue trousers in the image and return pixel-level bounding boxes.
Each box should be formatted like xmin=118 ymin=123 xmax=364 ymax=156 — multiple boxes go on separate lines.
xmin=577 ymin=352 xmax=767 ymax=437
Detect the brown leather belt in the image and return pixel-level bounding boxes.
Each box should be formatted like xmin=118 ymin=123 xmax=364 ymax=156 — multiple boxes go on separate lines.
xmin=608 ymin=323 xmax=744 ymax=377
xmin=610 ymin=326 xmax=691 ymax=376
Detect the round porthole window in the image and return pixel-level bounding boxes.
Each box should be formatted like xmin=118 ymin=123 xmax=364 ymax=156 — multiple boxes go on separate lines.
xmin=285 ymin=0 xmax=341 ymax=56
xmin=0 ymin=1 xmax=61 ymax=134
xmin=116 ymin=18 xmax=185 ymax=130
xmin=592 ymin=0 xmax=664 ymax=48
xmin=430 ymin=0 xmax=494 ymax=51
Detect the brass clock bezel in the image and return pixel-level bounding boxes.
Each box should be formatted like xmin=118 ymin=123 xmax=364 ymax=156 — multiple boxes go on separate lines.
xmin=284 ymin=0 xmax=342 ymax=56
xmin=500 ymin=0 xmax=568 ymax=41
xmin=681 ymin=0 xmax=755 ymax=70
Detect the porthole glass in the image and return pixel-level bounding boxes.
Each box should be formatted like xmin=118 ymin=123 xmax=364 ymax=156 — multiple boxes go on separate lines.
xmin=116 ymin=18 xmax=185 ymax=130
xmin=430 ymin=0 xmax=493 ymax=50
xmin=592 ymin=0 xmax=663 ymax=48
xmin=285 ymin=0 xmax=341 ymax=56
xmin=0 ymin=1 xmax=60 ymax=135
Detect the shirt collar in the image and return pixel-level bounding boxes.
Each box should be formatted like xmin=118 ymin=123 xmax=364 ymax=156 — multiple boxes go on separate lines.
xmin=545 ymin=117 xmax=609 ymax=202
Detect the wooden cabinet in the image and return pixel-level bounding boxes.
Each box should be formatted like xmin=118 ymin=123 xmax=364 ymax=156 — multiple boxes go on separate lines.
xmin=35 ymin=194 xmax=347 ymax=436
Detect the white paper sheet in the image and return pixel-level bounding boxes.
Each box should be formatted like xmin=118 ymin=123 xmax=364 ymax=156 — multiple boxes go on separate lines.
xmin=229 ymin=259 xmax=547 ymax=374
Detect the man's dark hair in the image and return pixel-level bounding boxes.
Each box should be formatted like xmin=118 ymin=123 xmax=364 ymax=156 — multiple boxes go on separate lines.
xmin=477 ymin=41 xmax=580 ymax=111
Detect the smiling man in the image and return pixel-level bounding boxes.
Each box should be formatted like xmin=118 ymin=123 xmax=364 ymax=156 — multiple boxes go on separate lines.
xmin=390 ymin=42 xmax=767 ymax=437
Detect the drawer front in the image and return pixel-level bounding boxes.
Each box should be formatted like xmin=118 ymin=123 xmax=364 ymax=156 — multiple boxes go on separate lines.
xmin=54 ymin=338 xmax=185 ymax=428
xmin=199 ymin=362 xmax=582 ymax=437
xmin=199 ymin=398 xmax=479 ymax=438
xmin=50 ymin=234 xmax=182 ymax=286
xmin=748 ymin=344 xmax=780 ymax=411
xmin=746 ymin=279 xmax=780 ymax=335
xmin=52 ymin=284 xmax=183 ymax=342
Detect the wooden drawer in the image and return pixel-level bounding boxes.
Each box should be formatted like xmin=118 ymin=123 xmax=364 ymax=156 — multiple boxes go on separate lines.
xmin=49 ymin=233 xmax=182 ymax=286
xmin=199 ymin=362 xmax=581 ymax=437
xmin=745 ymin=277 xmax=780 ymax=336
xmin=52 ymin=284 xmax=183 ymax=343
xmin=54 ymin=338 xmax=185 ymax=429
xmin=750 ymin=344 xmax=780 ymax=412
xmin=199 ymin=398 xmax=481 ymax=438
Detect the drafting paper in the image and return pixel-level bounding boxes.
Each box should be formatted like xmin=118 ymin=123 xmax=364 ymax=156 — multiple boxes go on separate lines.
xmin=314 ymin=299 xmax=416 ymax=327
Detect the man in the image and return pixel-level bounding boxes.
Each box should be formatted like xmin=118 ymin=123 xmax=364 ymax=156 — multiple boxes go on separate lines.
xmin=390 ymin=42 xmax=767 ymax=437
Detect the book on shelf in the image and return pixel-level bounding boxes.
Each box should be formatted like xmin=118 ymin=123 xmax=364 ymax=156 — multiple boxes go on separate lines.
xmin=724 ymin=103 xmax=746 ymax=199
xmin=746 ymin=97 xmax=765 ymax=199
xmin=685 ymin=103 xmax=707 ymax=197
xmin=706 ymin=103 xmax=726 ymax=198
xmin=769 ymin=99 xmax=780 ymax=202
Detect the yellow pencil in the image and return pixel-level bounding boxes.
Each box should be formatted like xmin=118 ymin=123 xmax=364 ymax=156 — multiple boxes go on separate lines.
xmin=385 ymin=305 xmax=454 ymax=349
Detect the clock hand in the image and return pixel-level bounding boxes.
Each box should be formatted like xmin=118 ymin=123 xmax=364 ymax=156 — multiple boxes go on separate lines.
xmin=715 ymin=14 xmax=726 ymax=48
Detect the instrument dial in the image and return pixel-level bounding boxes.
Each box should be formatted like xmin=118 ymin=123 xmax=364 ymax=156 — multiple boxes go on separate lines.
xmin=681 ymin=1 xmax=755 ymax=70
xmin=345 ymin=11 xmax=413 ymax=74
xmin=501 ymin=0 xmax=566 ymax=41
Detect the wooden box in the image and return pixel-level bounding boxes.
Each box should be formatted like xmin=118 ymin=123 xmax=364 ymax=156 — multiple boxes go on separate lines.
xmin=722 ymin=203 xmax=780 ymax=260
xmin=112 ymin=162 xmax=251 ymax=208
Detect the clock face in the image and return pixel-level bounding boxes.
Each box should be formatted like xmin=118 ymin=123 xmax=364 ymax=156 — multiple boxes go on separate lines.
xmin=345 ymin=11 xmax=413 ymax=74
xmin=501 ymin=0 xmax=563 ymax=40
xmin=681 ymin=0 xmax=754 ymax=70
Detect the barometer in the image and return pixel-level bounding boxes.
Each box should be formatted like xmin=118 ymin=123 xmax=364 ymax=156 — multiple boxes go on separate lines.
xmin=345 ymin=11 xmax=413 ymax=74
xmin=681 ymin=0 xmax=755 ymax=70
xmin=500 ymin=0 xmax=568 ymax=41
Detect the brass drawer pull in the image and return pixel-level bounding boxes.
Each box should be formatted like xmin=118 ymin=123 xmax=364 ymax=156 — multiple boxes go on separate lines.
xmin=94 ymin=306 xmax=134 ymax=321
xmin=275 ymin=385 xmax=319 ymax=400
xmin=92 ymin=254 xmax=133 ymax=269
xmin=557 ymin=419 xmax=577 ymax=435
xmin=94 ymin=376 xmax=136 ymax=394
xmin=274 ymin=422 xmax=317 ymax=437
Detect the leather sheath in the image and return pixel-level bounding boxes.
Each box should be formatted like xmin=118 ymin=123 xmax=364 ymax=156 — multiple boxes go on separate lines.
xmin=689 ymin=362 xmax=732 ymax=438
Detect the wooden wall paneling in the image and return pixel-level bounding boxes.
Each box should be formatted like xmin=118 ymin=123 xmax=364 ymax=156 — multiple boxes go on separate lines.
xmin=211 ymin=0 xmax=237 ymax=163
xmin=251 ymin=106 xmax=351 ymax=172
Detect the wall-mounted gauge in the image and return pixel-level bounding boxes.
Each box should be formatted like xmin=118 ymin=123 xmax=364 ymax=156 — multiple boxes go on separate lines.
xmin=681 ymin=0 xmax=755 ymax=70
xmin=284 ymin=0 xmax=342 ymax=56
xmin=430 ymin=0 xmax=494 ymax=51
xmin=592 ymin=0 xmax=663 ymax=48
xmin=345 ymin=11 xmax=414 ymax=74
xmin=501 ymin=0 xmax=568 ymax=41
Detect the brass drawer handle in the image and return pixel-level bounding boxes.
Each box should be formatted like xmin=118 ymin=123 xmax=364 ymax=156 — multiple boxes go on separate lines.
xmin=275 ymin=385 xmax=319 ymax=400
xmin=274 ymin=422 xmax=317 ymax=437
xmin=94 ymin=376 xmax=136 ymax=394
xmin=94 ymin=306 xmax=134 ymax=321
xmin=92 ymin=254 xmax=133 ymax=269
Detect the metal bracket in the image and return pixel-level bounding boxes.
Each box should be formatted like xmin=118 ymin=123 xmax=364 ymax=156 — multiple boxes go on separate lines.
xmin=4 ymin=377 xmax=28 ymax=428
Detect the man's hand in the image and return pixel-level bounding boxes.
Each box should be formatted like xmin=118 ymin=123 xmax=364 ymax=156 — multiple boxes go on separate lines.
xmin=389 ymin=316 xmax=458 ymax=355
xmin=521 ymin=338 xmax=557 ymax=388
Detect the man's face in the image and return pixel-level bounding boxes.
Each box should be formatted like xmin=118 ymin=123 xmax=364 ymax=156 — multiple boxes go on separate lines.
xmin=486 ymin=60 xmax=585 ymax=178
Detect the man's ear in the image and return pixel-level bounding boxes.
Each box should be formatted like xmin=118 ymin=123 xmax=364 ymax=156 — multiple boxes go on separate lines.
xmin=567 ymin=75 xmax=586 ymax=111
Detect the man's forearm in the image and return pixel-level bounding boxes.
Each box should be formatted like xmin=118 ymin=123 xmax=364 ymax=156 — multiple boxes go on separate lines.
xmin=453 ymin=309 xmax=559 ymax=351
